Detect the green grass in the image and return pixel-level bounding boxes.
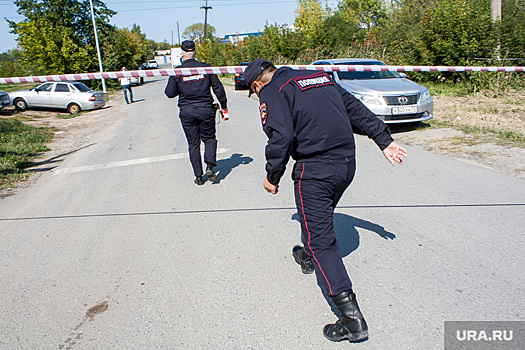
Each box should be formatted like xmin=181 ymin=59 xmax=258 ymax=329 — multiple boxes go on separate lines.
xmin=0 ymin=117 xmax=53 ymax=189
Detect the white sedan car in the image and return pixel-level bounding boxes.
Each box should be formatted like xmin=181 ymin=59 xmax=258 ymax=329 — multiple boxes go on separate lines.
xmin=9 ymin=81 xmax=105 ymax=114
xmin=312 ymin=59 xmax=433 ymax=123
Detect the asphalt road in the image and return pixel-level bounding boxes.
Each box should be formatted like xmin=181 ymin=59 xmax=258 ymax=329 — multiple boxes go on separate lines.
xmin=1 ymin=74 xmax=524 ymax=349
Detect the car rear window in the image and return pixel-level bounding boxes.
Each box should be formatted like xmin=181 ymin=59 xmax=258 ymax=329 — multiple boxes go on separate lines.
xmin=72 ymin=83 xmax=92 ymax=92
xmin=55 ymin=83 xmax=70 ymax=92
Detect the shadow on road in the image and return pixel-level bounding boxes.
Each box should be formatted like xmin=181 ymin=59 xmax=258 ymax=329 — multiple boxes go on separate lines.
xmin=388 ymin=121 xmax=432 ymax=134
xmin=291 ymin=212 xmax=395 ymax=258
xmin=212 ymin=153 xmax=253 ymax=183
xmin=291 ymin=212 xmax=396 ymax=318
xmin=23 ymin=143 xmax=96 ymax=173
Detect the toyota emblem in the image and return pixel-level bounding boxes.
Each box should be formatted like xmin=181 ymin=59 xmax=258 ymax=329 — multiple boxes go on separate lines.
xmin=398 ymin=96 xmax=408 ymax=104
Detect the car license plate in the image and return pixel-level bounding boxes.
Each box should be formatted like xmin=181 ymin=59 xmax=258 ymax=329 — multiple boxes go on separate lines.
xmin=392 ymin=106 xmax=417 ymax=115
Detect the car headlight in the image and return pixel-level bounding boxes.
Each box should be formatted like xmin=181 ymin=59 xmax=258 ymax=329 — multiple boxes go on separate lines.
xmin=353 ymin=93 xmax=382 ymax=105
xmin=420 ymin=90 xmax=431 ymax=102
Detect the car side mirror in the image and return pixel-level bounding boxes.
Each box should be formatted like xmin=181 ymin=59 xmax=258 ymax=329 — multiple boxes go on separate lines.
xmin=399 ymin=73 xmax=408 ymax=78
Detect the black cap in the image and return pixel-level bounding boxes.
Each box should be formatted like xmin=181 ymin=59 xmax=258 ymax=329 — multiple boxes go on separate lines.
xmin=244 ymin=59 xmax=274 ymax=96
xmin=181 ymin=40 xmax=195 ymax=52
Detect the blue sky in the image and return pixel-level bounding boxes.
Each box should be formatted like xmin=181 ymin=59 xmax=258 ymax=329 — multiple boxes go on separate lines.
xmin=1 ymin=0 xmax=339 ymax=53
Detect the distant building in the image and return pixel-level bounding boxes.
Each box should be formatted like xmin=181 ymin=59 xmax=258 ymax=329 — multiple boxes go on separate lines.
xmin=156 ymin=49 xmax=172 ymax=56
xmin=221 ymin=32 xmax=263 ymax=44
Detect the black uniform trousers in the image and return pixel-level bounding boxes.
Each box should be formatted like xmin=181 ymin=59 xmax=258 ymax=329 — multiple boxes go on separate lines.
xmin=293 ymin=156 xmax=356 ymax=297
xmin=179 ymin=106 xmax=217 ymax=177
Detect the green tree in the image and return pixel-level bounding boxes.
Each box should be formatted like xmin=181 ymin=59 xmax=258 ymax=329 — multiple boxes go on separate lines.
xmin=7 ymin=0 xmax=116 ymax=75
xmin=499 ymin=0 xmax=525 ymax=60
xmin=183 ymin=23 xmax=216 ymax=41
xmin=337 ymin=0 xmax=386 ymax=30
xmin=0 ymin=49 xmax=26 ymax=78
xmin=420 ymin=0 xmax=496 ymax=66
xmin=295 ymin=0 xmax=329 ymax=46
xmin=380 ymin=0 xmax=436 ymax=65
xmin=103 ymin=25 xmax=150 ymax=72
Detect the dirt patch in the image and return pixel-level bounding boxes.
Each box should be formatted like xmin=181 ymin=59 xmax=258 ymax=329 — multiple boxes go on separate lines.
xmin=392 ymin=92 xmax=525 ymax=179
xmin=0 ymin=92 xmax=124 ymax=197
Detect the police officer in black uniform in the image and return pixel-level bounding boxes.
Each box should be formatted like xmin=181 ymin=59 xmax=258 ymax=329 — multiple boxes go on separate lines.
xmin=243 ymin=59 xmax=407 ymax=342
xmin=165 ymin=40 xmax=228 ymax=185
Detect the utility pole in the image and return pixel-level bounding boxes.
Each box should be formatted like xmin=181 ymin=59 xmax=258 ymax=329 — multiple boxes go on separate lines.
xmin=177 ymin=21 xmax=181 ymax=45
xmin=200 ymin=0 xmax=212 ymax=40
xmin=491 ymin=0 xmax=502 ymax=58
xmin=491 ymin=0 xmax=501 ymax=22
xmin=89 ymin=0 xmax=106 ymax=93
xmin=171 ymin=30 xmax=173 ymax=46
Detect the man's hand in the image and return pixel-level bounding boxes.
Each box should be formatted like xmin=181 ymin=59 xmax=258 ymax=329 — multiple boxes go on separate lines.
xmin=383 ymin=142 xmax=407 ymax=165
xmin=264 ymin=177 xmax=279 ymax=194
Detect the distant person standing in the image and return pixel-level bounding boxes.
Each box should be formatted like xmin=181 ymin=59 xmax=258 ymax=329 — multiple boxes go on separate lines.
xmin=164 ymin=40 xmax=228 ymax=186
xmin=118 ymin=67 xmax=134 ymax=104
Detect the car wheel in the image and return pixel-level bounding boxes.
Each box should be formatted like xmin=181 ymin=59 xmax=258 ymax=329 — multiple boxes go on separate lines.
xmin=14 ymin=98 xmax=28 ymax=111
xmin=67 ymin=103 xmax=80 ymax=114
xmin=235 ymin=83 xmax=240 ymax=90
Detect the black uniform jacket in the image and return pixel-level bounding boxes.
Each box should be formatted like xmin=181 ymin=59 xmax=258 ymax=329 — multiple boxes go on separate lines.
xmin=164 ymin=58 xmax=227 ymax=111
xmin=258 ymin=67 xmax=394 ymax=186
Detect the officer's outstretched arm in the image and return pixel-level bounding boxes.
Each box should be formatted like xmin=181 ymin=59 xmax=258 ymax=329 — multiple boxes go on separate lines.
xmin=335 ymin=84 xmax=393 ymax=150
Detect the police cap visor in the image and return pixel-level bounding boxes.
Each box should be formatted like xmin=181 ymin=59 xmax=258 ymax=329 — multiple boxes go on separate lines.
xmin=244 ymin=59 xmax=274 ymax=96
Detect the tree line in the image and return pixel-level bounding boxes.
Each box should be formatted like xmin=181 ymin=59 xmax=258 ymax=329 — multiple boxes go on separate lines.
xmin=1 ymin=0 xmax=524 ymax=91
xmin=195 ymin=0 xmax=524 ymax=91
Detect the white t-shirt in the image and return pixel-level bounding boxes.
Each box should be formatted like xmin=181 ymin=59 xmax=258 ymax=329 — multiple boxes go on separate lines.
xmin=120 ymin=77 xmax=131 ymax=86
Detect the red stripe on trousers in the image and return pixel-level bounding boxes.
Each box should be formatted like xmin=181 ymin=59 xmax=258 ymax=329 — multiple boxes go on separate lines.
xmin=298 ymin=162 xmax=333 ymax=295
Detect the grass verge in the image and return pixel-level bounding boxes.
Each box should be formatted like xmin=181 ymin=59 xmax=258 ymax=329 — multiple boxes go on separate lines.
xmin=428 ymin=119 xmax=525 ymax=147
xmin=0 ymin=117 xmax=54 ymax=190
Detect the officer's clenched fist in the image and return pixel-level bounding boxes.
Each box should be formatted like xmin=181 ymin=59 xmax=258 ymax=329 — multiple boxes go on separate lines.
xmin=264 ymin=177 xmax=279 ymax=194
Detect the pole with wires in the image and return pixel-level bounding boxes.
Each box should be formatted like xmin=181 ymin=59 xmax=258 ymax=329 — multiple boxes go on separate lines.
xmin=89 ymin=0 xmax=106 ymax=93
xmin=200 ymin=0 xmax=212 ymax=40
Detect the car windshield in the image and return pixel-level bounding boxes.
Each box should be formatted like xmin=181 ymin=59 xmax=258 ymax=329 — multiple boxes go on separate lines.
xmin=72 ymin=82 xmax=92 ymax=92
xmin=335 ymin=62 xmax=401 ymax=80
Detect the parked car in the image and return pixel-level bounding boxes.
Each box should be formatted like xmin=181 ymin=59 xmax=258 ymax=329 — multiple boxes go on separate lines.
xmin=0 ymin=90 xmax=10 ymax=109
xmin=9 ymin=82 xmax=105 ymax=114
xmin=312 ymin=59 xmax=433 ymax=123
xmin=145 ymin=60 xmax=158 ymax=69
xmin=234 ymin=62 xmax=250 ymax=90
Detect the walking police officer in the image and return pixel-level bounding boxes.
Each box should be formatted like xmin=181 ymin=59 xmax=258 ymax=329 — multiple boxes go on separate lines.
xmin=243 ymin=59 xmax=407 ymax=342
xmin=165 ymin=40 xmax=228 ymax=185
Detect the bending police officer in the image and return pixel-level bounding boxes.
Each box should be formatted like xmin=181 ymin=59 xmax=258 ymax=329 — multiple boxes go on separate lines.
xmin=164 ymin=40 xmax=228 ymax=185
xmin=243 ymin=59 xmax=407 ymax=342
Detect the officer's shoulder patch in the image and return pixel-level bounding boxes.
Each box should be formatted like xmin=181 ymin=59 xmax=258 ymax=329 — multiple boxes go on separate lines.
xmin=259 ymin=103 xmax=267 ymax=125
xmin=291 ymin=73 xmax=333 ymax=91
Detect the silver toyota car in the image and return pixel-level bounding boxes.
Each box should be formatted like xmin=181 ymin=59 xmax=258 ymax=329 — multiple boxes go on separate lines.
xmin=312 ymin=59 xmax=433 ymax=123
xmin=9 ymin=81 xmax=105 ymax=114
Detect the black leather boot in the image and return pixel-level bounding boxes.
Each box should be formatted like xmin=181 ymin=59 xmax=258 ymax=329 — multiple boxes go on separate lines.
xmin=292 ymin=246 xmax=314 ymax=274
xmin=194 ymin=176 xmax=205 ymax=185
xmin=205 ymin=163 xmax=217 ymax=182
xmin=323 ymin=290 xmax=369 ymax=342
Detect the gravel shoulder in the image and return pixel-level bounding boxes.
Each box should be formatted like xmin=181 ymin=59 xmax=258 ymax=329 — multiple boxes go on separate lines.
xmin=1 ymin=88 xmax=524 ymax=199
xmin=393 ymin=92 xmax=525 ymax=179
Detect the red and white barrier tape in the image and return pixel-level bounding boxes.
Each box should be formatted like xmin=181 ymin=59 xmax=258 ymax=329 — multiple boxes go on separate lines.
xmin=0 ymin=65 xmax=523 ymax=84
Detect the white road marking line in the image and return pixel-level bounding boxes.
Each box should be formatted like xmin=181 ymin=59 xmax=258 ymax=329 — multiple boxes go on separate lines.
xmin=54 ymin=148 xmax=229 ymax=175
